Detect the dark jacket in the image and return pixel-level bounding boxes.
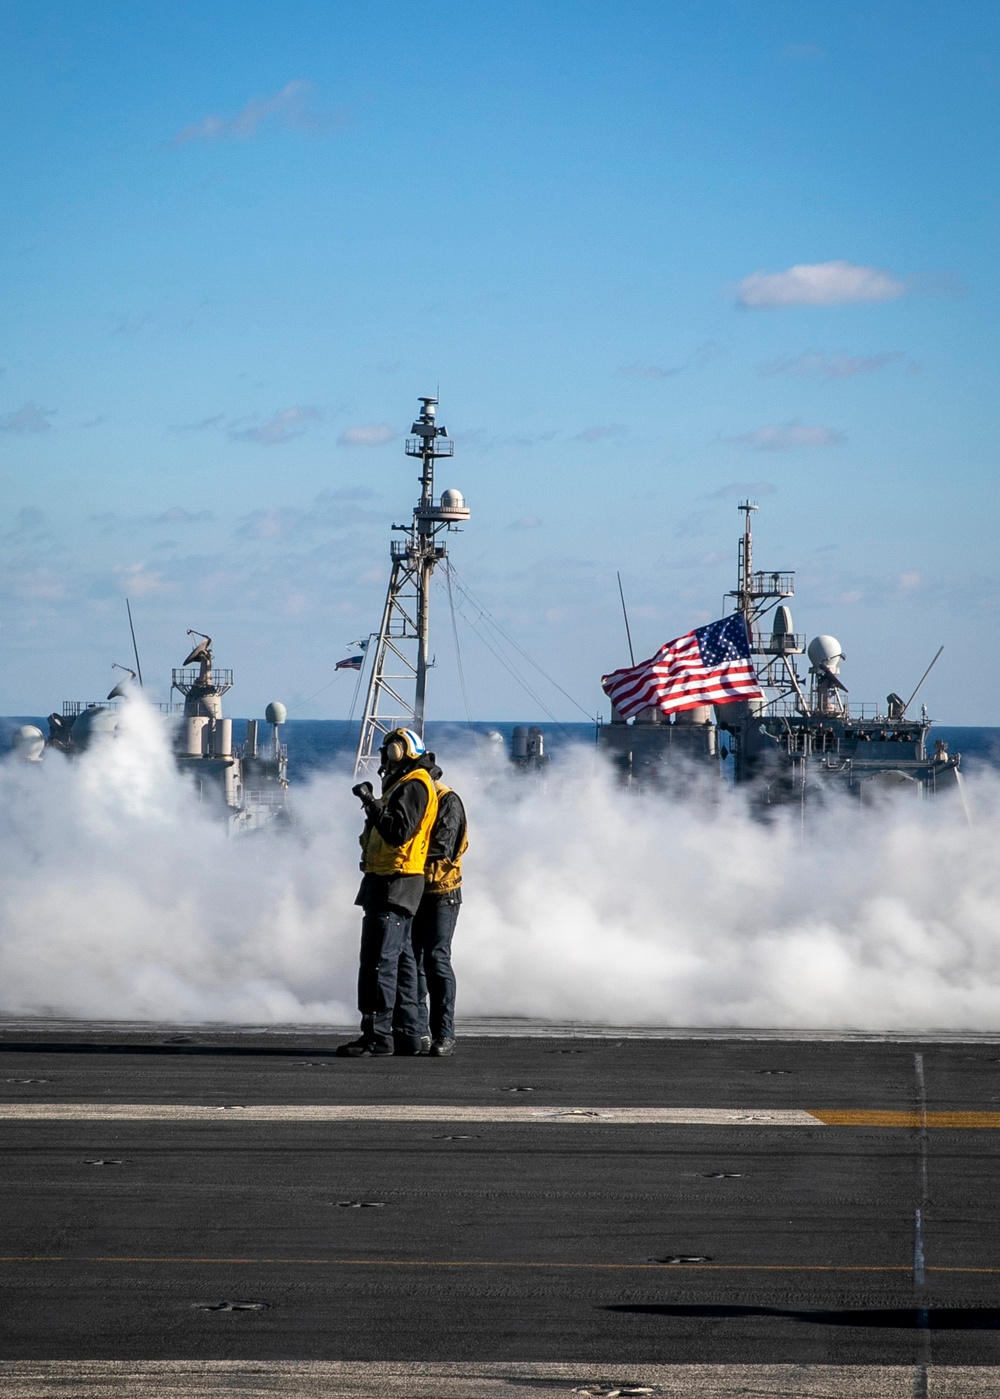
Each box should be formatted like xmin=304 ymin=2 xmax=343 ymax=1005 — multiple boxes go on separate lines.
xmin=355 ymin=755 xmax=437 ymax=915
xmin=423 ymin=788 xmax=467 ymax=905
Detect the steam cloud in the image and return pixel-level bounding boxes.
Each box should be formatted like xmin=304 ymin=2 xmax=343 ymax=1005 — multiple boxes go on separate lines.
xmin=0 ymin=697 xmax=997 ymax=1032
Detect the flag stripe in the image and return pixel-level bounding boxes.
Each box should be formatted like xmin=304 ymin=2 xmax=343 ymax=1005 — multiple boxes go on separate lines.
xmin=601 ymin=615 xmax=762 ymax=719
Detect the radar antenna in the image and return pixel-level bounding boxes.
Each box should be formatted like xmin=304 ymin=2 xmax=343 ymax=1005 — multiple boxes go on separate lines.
xmin=354 ymin=396 xmax=470 ymax=778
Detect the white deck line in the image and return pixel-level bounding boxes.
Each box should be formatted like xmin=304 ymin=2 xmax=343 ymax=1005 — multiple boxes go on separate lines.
xmin=0 ymin=1103 xmax=821 ymax=1124
xmin=0 ymin=1359 xmax=970 ymax=1397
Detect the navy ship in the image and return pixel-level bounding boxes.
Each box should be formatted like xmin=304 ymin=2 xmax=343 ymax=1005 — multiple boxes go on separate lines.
xmin=31 ymin=631 xmax=289 ymax=832
xmin=599 ymin=502 xmax=963 ymax=804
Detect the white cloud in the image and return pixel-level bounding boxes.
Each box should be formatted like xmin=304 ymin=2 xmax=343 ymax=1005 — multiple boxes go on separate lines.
xmin=236 ymin=507 xmax=307 ymax=542
xmin=230 ymin=405 xmax=321 ymax=447
xmin=899 ymin=572 xmax=921 ymax=591
xmin=171 ymin=80 xmax=338 ymax=146
xmin=153 ymin=507 xmax=215 ymax=525
xmin=338 ymin=424 xmax=395 ymax=447
xmin=576 ymin=424 xmax=627 ymax=443
xmin=113 ymin=563 xmax=171 ymax=598
xmin=0 ymin=402 xmax=55 ymax=434
xmin=724 ymin=423 xmax=845 ymax=451
xmin=736 ymin=260 xmax=907 ymax=309
xmin=168 ymin=413 xmax=225 ymax=434
xmin=760 ymin=349 xmax=905 ymax=379
xmin=512 ymin=515 xmax=541 ymax=529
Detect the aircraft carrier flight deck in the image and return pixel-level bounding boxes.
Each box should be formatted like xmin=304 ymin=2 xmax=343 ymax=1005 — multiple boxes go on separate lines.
xmin=0 ymin=1022 xmax=998 ymax=1397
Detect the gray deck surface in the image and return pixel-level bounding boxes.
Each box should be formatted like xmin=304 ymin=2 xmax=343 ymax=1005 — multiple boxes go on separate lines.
xmin=0 ymin=1022 xmax=998 ymax=1394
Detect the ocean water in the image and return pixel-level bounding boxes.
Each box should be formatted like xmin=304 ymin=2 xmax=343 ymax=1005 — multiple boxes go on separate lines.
xmin=4 ymin=716 xmax=998 ymax=781
xmin=266 ymin=719 xmax=1000 ymax=782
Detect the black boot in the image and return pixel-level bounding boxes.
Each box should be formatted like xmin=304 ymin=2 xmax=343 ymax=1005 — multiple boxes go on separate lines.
xmin=336 ymin=1037 xmax=393 ymax=1058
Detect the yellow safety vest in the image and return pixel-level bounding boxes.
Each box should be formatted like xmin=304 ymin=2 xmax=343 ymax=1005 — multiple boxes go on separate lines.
xmin=424 ymin=781 xmax=468 ymax=894
xmin=361 ymin=766 xmax=439 ymax=876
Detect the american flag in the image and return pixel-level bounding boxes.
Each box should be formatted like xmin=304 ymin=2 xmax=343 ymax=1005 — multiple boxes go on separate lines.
xmin=601 ymin=614 xmax=762 ymax=720
xmin=335 ymin=655 xmax=364 ymax=671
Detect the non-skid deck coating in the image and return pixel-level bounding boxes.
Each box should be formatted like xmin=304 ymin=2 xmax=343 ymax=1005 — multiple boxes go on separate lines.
xmin=2 ymin=1024 xmax=1000 ymax=1391
xmin=1 ymin=1360 xmax=999 ymax=1397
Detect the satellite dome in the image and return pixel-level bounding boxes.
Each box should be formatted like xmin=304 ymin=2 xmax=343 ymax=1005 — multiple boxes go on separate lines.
xmin=265 ymin=702 xmax=287 ymax=726
xmin=807 ymin=635 xmax=845 ymax=674
xmin=440 ymin=489 xmax=465 ymax=510
xmin=72 ymin=706 xmax=120 ymax=750
xmin=12 ymin=724 xmax=44 ymax=762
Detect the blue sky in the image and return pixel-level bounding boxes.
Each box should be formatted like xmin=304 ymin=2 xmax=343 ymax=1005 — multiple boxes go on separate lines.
xmin=1 ymin=1 xmax=998 ymax=721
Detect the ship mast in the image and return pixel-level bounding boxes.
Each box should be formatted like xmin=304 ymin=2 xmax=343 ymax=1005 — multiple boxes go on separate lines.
xmin=353 ymin=396 xmax=470 ymax=778
xmin=728 ymin=501 xmax=806 ymax=711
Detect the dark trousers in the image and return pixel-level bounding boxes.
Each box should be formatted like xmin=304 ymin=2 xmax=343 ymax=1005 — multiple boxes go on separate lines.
xmin=358 ymin=906 xmax=420 ymax=1050
xmin=411 ymin=895 xmax=460 ymax=1041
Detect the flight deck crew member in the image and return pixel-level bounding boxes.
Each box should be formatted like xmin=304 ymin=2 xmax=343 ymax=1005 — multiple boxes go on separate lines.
xmin=412 ymin=766 xmax=467 ymax=1057
xmin=337 ymin=728 xmax=439 ymax=1058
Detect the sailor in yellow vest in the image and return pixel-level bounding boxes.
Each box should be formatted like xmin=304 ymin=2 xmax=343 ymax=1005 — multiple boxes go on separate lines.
xmin=411 ymin=762 xmax=467 ymax=1056
xmin=337 ymin=728 xmax=439 ymax=1058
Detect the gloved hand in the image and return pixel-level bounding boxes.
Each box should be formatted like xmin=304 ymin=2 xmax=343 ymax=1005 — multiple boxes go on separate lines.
xmin=352 ymin=781 xmax=375 ymax=804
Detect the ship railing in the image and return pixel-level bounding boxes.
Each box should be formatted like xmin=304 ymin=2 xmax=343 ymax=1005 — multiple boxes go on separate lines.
xmin=751 ymin=629 xmax=806 ymax=655
xmin=761 ymin=699 xmax=914 ymax=722
xmin=404 ymin=436 xmax=454 ymax=458
xmin=171 ymin=667 xmax=234 ymax=692
xmin=62 ymin=699 xmax=183 ymax=717
xmin=745 ymin=570 xmax=795 ymax=597
xmin=61 ymin=700 xmax=119 ymax=717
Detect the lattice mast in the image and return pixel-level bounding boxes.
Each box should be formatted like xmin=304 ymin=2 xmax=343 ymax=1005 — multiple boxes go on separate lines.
xmin=354 ymin=397 xmax=470 ymax=778
xmin=728 ymin=501 xmax=807 ymax=712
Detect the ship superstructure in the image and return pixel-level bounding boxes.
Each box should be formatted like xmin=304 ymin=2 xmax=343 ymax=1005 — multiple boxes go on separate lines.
xmin=597 ymin=502 xmax=962 ymax=803
xmin=171 ymin=632 xmax=288 ymax=829
xmin=44 ymin=632 xmax=289 ymax=831
xmin=720 ymin=503 xmax=963 ymax=804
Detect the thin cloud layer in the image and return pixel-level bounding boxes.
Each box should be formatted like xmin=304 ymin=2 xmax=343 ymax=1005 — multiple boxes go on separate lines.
xmin=338 ymin=424 xmax=395 ymax=447
xmin=153 ymin=507 xmax=215 ymax=525
xmin=172 ymin=80 xmax=337 ymax=146
xmin=736 ymin=260 xmax=906 ymax=308
xmin=617 ymin=363 xmax=680 ymax=381
xmin=576 ymin=424 xmax=627 ymax=443
xmin=724 ymin=423 xmax=845 ymax=451
xmin=230 ymin=406 xmax=321 ymax=447
xmin=168 ymin=413 xmax=225 ymax=434
xmin=0 ymin=402 xmax=55 ymax=434
xmin=760 ymin=350 xmax=905 ymax=379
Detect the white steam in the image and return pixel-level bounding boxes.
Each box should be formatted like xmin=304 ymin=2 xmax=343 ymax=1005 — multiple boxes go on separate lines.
xmin=1 ymin=697 xmax=999 ymax=1031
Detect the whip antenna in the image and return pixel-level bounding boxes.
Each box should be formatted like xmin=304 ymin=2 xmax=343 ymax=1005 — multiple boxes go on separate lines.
xmin=902 ymin=645 xmax=944 ymax=716
xmin=617 ymin=571 xmax=635 ymax=667
xmin=125 ymin=598 xmax=144 ymax=687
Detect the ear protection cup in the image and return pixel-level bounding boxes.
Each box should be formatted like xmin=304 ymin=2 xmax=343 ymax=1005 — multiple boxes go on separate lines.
xmin=380 ymin=728 xmax=427 ymax=765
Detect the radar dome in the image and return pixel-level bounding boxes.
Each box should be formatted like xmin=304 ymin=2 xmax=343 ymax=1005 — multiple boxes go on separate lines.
xmin=72 ymin=706 xmax=120 ymax=750
xmin=12 ymin=724 xmax=44 ymax=762
xmin=440 ymin=489 xmax=465 ymax=510
xmin=807 ymin=635 xmax=845 ymax=673
xmin=265 ymin=702 xmax=287 ymax=726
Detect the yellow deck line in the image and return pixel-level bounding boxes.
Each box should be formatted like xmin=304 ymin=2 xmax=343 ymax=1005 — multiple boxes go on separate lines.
xmin=811 ymin=1110 xmax=1000 ymax=1127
